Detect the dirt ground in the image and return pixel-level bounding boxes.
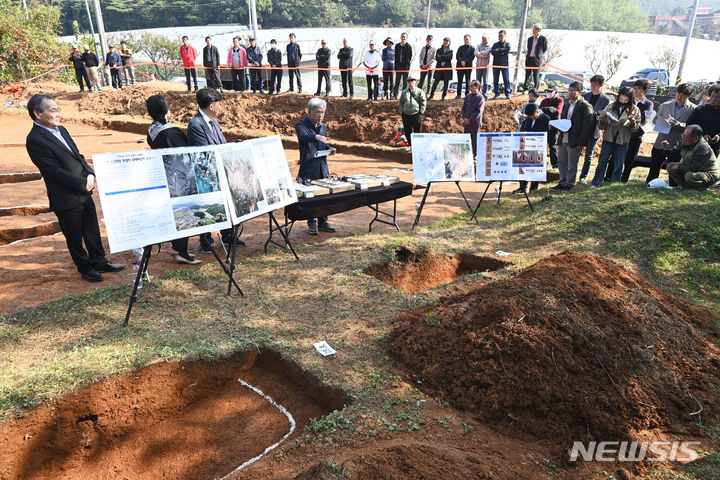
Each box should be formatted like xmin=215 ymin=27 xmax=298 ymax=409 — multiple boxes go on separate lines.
xmin=0 ymin=81 xmax=676 ymax=480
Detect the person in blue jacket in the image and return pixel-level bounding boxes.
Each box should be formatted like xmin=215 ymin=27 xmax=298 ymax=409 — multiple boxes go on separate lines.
xmin=490 ymin=30 xmax=511 ymax=99
xmin=295 ymin=97 xmax=337 ymax=235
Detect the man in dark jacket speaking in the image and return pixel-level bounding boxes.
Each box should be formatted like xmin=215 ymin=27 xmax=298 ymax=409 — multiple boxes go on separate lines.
xmin=295 ymin=97 xmax=337 ymax=235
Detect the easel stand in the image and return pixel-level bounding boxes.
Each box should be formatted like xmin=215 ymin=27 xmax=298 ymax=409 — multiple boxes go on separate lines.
xmin=123 ymin=227 xmax=245 ymax=326
xmin=412 ymin=181 xmax=479 ymax=229
xmin=470 ymin=181 xmax=535 ymax=223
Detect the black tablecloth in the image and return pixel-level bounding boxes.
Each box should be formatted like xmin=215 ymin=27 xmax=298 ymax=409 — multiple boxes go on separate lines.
xmin=285 ymin=181 xmax=413 ymax=221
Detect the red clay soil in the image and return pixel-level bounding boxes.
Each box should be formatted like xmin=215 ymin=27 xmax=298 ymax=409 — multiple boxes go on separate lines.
xmin=389 ymin=251 xmax=720 ymax=447
xmin=0 ymin=350 xmax=347 ymax=480
xmin=365 ymin=245 xmax=510 ymax=293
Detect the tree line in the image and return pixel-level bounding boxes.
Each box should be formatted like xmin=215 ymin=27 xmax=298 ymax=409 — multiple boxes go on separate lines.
xmin=47 ymin=0 xmax=650 ymax=36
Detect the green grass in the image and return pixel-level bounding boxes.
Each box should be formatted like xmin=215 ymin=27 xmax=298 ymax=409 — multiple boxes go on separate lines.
xmin=0 ymin=181 xmax=718 ymax=477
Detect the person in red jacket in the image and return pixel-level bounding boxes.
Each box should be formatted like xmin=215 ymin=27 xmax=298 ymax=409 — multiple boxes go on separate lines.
xmin=180 ymin=36 xmax=198 ymax=92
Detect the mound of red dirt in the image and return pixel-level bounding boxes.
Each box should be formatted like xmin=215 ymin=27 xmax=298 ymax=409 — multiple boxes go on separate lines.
xmin=389 ymin=251 xmax=720 ymax=444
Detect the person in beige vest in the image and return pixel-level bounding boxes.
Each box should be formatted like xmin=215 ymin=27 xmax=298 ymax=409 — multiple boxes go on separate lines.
xmin=665 ymin=125 xmax=720 ymax=189
xmin=398 ymin=77 xmax=426 ymax=152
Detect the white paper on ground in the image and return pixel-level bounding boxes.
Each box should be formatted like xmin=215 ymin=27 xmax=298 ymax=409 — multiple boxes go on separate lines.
xmin=313 ymin=340 xmax=337 ymax=356
xmin=495 ymin=250 xmax=512 ymax=256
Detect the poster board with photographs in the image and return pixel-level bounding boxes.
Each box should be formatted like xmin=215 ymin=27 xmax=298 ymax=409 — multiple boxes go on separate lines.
xmin=411 ymin=133 xmax=475 ymax=184
xmin=215 ymin=135 xmax=297 ymax=225
xmin=475 ymin=132 xmax=547 ymax=182
xmin=93 ymin=146 xmax=232 ymax=253
xmin=93 ymin=136 xmax=297 ymax=253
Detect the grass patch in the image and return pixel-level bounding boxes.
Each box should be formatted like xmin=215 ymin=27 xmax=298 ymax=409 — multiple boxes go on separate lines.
xmin=0 ymin=182 xmax=718 ymax=477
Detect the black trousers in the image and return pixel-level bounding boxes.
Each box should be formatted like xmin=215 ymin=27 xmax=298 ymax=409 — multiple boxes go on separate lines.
xmin=250 ymin=68 xmax=262 ymax=91
xmin=647 ymin=147 xmax=681 ymax=182
xmin=620 ymin=136 xmax=643 ymax=182
xmin=366 ymin=75 xmax=378 ymax=100
xmin=418 ymin=70 xmax=433 ymax=92
xmin=288 ymin=66 xmax=302 ymax=91
xmin=205 ymin=67 xmax=222 ymax=89
xmin=340 ymin=69 xmax=354 ymax=96
xmin=524 ymin=65 xmax=540 ymax=89
xmin=184 ymin=67 xmax=198 ymax=90
xmin=74 ymin=68 xmax=92 ymax=91
xmin=269 ymin=68 xmax=282 ymax=93
xmin=430 ymin=76 xmax=450 ymax=99
xmin=231 ymin=68 xmax=246 ymax=91
xmin=393 ymin=70 xmax=409 ymax=97
xmin=316 ymin=69 xmax=330 ymax=94
xmin=456 ymin=69 xmax=471 ymax=97
xmin=547 ymin=129 xmax=559 ymax=168
xmin=382 ymin=71 xmax=394 ymax=98
xmin=54 ymin=197 xmax=107 ymax=274
xmin=109 ymin=68 xmax=123 ymax=89
xmin=401 ymin=113 xmax=421 ymax=146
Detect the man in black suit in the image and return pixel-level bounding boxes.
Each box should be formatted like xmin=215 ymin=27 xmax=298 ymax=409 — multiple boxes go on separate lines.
xmin=187 ymin=88 xmax=242 ymax=252
xmin=524 ymin=24 xmax=547 ymax=90
xmin=203 ymin=36 xmax=222 ymax=91
xmin=514 ymin=103 xmax=550 ymax=193
xmin=25 ymin=94 xmax=124 ymax=282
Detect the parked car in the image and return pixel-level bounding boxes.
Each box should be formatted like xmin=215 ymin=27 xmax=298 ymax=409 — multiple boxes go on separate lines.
xmin=619 ymin=68 xmax=669 ymax=91
xmin=538 ymin=71 xmax=592 ymax=91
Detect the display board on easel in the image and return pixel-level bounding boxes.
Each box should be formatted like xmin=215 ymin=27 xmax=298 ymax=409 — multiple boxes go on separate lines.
xmin=475 ymin=132 xmax=547 ymax=182
xmin=92 ymin=136 xmax=297 ymax=253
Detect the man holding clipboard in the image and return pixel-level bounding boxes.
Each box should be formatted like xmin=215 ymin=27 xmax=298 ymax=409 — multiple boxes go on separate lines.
xmin=296 ymin=97 xmax=337 ymax=235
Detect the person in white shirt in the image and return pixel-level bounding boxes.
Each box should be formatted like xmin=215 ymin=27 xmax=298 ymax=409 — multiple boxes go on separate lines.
xmin=363 ymin=41 xmax=382 ymax=101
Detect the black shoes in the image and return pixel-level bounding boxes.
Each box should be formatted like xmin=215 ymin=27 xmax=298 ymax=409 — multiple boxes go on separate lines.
xmin=222 ymin=236 xmax=246 ymax=247
xmin=511 ymin=188 xmax=525 ymax=194
xmin=82 ymin=269 xmax=103 ymax=282
xmin=199 ymin=233 xmax=214 ymax=254
xmin=549 ymin=184 xmax=572 ymax=192
xmin=97 ymin=263 xmax=126 ymax=273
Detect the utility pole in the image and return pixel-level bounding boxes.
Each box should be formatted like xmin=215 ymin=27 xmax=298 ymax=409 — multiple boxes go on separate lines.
xmin=92 ymin=0 xmax=110 ymax=84
xmin=84 ymin=0 xmax=106 ymax=86
xmin=249 ymin=0 xmax=258 ymax=40
xmin=675 ymin=0 xmax=700 ymax=85
xmin=426 ymin=0 xmax=432 ymax=29
xmin=512 ymin=0 xmax=531 ymax=93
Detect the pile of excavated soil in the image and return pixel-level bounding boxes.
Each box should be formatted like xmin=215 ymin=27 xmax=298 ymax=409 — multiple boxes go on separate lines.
xmin=365 ymin=245 xmax=510 ymax=292
xmin=10 ymin=81 xmax=523 ymax=147
xmin=389 ymin=251 xmax=720 ymax=444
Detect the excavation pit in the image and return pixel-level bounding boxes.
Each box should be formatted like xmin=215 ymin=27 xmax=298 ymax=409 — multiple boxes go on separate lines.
xmin=365 ymin=246 xmax=510 ymax=292
xmin=0 ymin=349 xmax=348 ymax=480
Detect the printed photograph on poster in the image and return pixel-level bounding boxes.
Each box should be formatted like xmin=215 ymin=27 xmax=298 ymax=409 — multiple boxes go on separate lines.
xmin=163 ymin=150 xmax=221 ymax=197
xmin=476 ymin=132 xmax=547 ymax=182
xmin=411 ymin=133 xmax=475 ymax=184
xmin=172 ymin=193 xmax=228 ymax=231
xmin=221 ymin=145 xmax=267 ymax=219
xmin=251 ymin=135 xmax=296 ymax=200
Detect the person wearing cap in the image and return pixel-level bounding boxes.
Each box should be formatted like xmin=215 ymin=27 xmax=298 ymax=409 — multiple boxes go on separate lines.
xmin=429 ymin=37 xmax=453 ymax=101
xmin=364 ymin=41 xmax=382 ymax=100
xmin=180 ymin=36 xmax=198 ymax=92
xmin=81 ymin=45 xmax=102 ymax=93
xmin=70 ymin=47 xmax=92 ymax=93
xmin=398 ymin=76 xmax=426 ymax=152
xmin=418 ymin=35 xmax=435 ymax=94
xmin=286 ymin=33 xmax=303 ymax=93
xmin=120 ymin=41 xmax=136 ymax=87
xmin=337 ymin=38 xmax=354 ymax=98
xmin=490 ymin=30 xmax=511 ymax=99
xmin=456 ymin=35 xmax=475 ymax=99
xmin=267 ymin=39 xmax=283 ymax=95
xmin=524 ymin=24 xmax=547 ymax=90
xmin=227 ymin=36 xmax=248 ymax=92
xmin=246 ymin=37 xmax=264 ymax=94
xmin=393 ymin=32 xmax=412 ymax=99
xmin=315 ymin=40 xmax=332 ymax=96
xmin=381 ymin=37 xmax=395 ymax=100
xmin=203 ymin=36 xmax=222 ymax=91
xmin=474 ymin=34 xmax=491 ymax=97
xmin=105 ymin=44 xmax=123 ymax=91
xmin=462 ymin=80 xmax=486 ymax=157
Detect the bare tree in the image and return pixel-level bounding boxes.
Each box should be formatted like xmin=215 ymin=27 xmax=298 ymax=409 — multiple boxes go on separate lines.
xmin=648 ymin=42 xmax=679 ymax=77
xmin=584 ymin=35 xmax=628 ymax=84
